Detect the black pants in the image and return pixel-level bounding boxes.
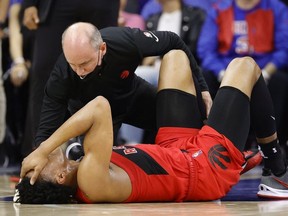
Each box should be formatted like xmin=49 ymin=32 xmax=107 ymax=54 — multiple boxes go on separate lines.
xmin=22 ymin=0 xmax=120 ymax=156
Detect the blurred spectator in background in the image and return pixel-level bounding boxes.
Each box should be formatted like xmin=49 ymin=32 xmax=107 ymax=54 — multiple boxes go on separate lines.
xmin=9 ymin=0 xmax=30 ymax=87
xmin=141 ymin=0 xmax=231 ymax=20
xmin=118 ymin=0 xmax=145 ymax=30
xmin=1 ymin=0 xmax=34 ymax=167
xmin=0 ymin=0 xmax=9 ymax=167
xmin=145 ymin=0 xmax=206 ymax=65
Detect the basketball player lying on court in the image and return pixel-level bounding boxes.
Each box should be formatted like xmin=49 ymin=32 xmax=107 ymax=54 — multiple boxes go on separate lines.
xmin=16 ymin=50 xmax=288 ymax=204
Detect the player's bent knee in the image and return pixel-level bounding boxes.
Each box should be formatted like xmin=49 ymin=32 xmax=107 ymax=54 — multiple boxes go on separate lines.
xmin=228 ymin=57 xmax=260 ymax=78
xmin=162 ymin=50 xmax=191 ymax=76
xmin=240 ymin=57 xmax=261 ymax=79
xmin=229 ymin=56 xmax=255 ymax=67
xmin=89 ymin=96 xmax=111 ymax=112
xmin=162 ymin=50 xmax=187 ymax=63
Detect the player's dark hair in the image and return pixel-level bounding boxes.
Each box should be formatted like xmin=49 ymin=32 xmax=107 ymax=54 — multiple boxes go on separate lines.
xmin=15 ymin=177 xmax=76 ymax=204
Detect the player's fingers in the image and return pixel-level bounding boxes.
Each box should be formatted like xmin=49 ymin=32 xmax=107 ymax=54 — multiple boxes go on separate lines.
xmin=20 ymin=160 xmax=29 ymax=178
xmin=19 ymin=168 xmax=26 ymax=179
xmin=30 ymin=170 xmax=40 ymax=185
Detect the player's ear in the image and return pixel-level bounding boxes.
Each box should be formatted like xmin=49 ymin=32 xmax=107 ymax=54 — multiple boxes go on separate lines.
xmin=56 ymin=172 xmax=66 ymax=185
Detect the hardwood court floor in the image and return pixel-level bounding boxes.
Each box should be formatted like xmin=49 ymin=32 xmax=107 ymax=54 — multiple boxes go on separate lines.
xmin=1 ymin=166 xmax=288 ymax=216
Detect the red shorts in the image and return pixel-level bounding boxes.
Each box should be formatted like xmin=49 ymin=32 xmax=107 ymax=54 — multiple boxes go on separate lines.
xmin=155 ymin=125 xmax=245 ymax=201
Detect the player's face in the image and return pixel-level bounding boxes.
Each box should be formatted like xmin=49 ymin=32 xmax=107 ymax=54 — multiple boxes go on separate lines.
xmin=26 ymin=148 xmax=68 ymax=183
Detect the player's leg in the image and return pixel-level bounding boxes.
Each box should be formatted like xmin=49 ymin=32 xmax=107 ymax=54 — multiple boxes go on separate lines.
xmin=156 ymin=50 xmax=203 ymax=130
xmin=250 ymin=75 xmax=288 ymax=199
xmin=223 ymin=58 xmax=287 ymax=179
xmin=206 ymin=57 xmax=288 ymax=198
xmin=207 ymin=57 xmax=260 ymax=151
xmin=247 ymin=65 xmax=288 ymax=199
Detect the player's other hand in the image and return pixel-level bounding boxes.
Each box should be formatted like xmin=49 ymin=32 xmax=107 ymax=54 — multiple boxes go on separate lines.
xmin=20 ymin=148 xmax=48 ymax=185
